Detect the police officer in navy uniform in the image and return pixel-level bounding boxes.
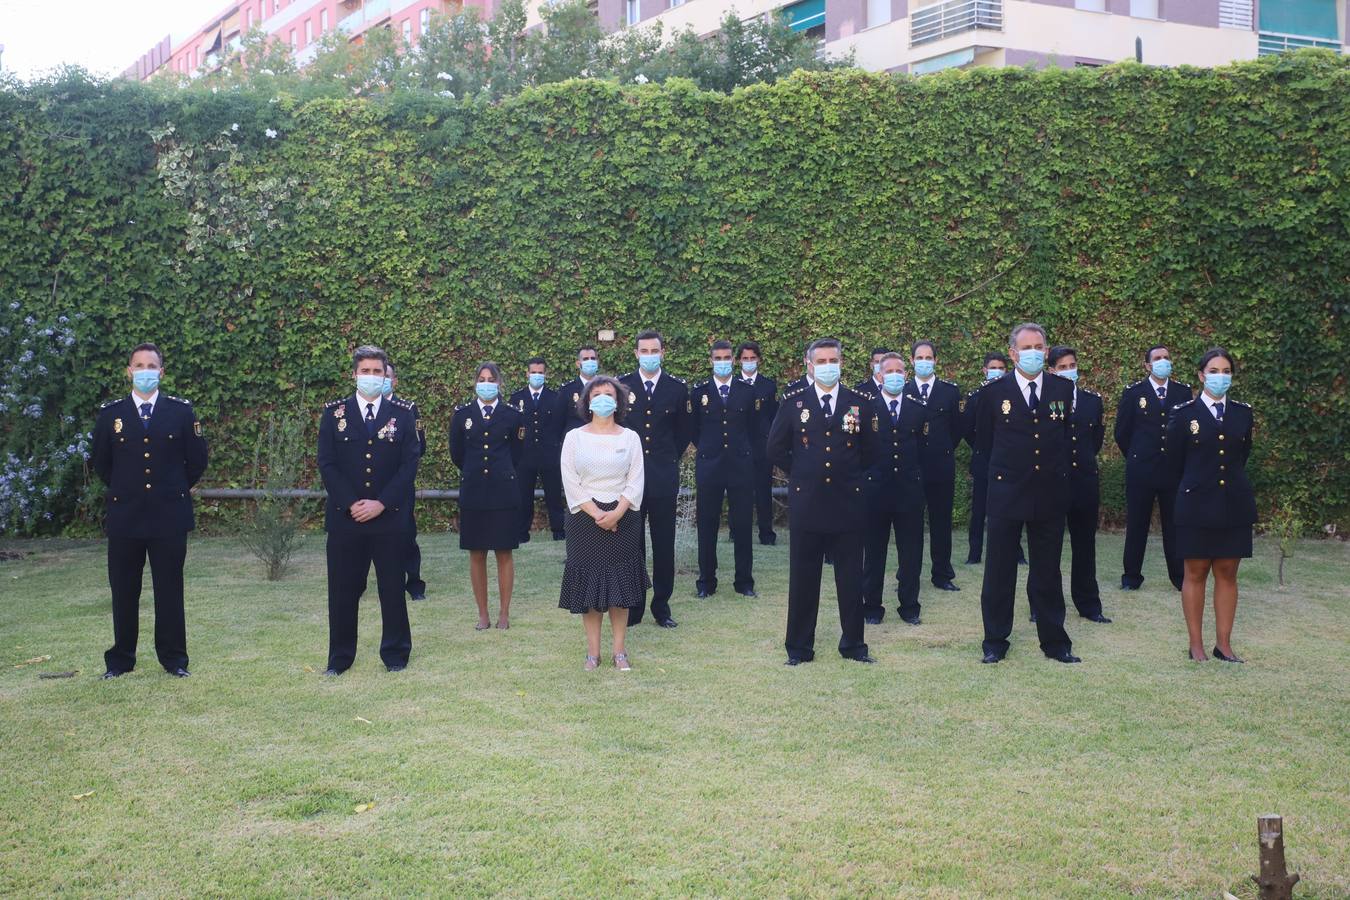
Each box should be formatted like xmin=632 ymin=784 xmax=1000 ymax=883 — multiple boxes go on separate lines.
xmin=853 ymin=347 xmax=890 ymax=399
xmin=975 ymin=323 xmax=1080 ymax=664
xmin=620 ymin=330 xmax=690 ymax=627
xmin=555 ymin=345 xmax=601 ymax=439
xmin=1115 ymin=345 xmax=1192 ymax=591
xmin=92 ymin=342 xmax=208 ymax=679
xmin=780 ymin=344 xmax=814 ymax=396
xmin=511 ymin=356 xmax=566 ymax=542
xmin=736 ymin=341 xmax=779 ymax=546
xmin=690 ymin=340 xmax=757 ymax=599
xmin=767 ymin=337 xmax=878 ymax=665
xmin=383 ymin=362 xmax=427 ymax=600
xmin=318 ymin=345 xmax=420 ymax=675
xmin=861 ymin=353 xmax=927 ymax=625
xmin=1048 ymin=346 xmax=1111 ymax=623
xmin=961 ymin=352 xmax=1009 ymax=565
xmin=906 ymin=340 xmax=962 ymax=592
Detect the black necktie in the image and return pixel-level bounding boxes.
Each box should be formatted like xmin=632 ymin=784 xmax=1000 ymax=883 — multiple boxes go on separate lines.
xmin=483 ymin=404 xmax=494 ymax=419
xmin=1157 ymin=386 xmax=1166 ymax=400
xmin=364 ymin=403 xmax=375 ymax=430
xmin=920 ymin=383 xmax=929 ymax=401
xmin=1027 ymin=382 xmax=1038 ymax=413
xmin=532 ymin=392 xmax=540 ymax=405
xmin=139 ymin=402 xmax=153 ymax=425
xmin=719 ymin=383 xmax=729 ymax=403
xmin=1214 ymin=402 xmax=1224 ymax=422
xmin=644 ymin=380 xmax=654 ymax=400
xmin=821 ymin=394 xmax=833 ymax=417
xmin=889 ymin=399 xmax=898 ymax=423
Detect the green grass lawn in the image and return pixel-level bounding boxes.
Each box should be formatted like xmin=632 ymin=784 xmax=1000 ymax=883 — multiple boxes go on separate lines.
xmin=1 ymin=530 xmax=1346 ymax=897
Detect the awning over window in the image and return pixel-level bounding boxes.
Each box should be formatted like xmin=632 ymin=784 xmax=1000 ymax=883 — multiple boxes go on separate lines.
xmin=202 ymin=27 xmax=223 ymax=54
xmin=1259 ymin=0 xmax=1339 ymax=41
xmin=911 ymin=46 xmax=975 ymax=75
xmin=781 ymin=0 xmax=825 ymax=33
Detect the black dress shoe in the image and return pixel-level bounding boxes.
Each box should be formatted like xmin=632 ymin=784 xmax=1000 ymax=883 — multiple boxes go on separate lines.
xmin=552 ymin=532 xmax=566 ymax=541
xmin=167 ymin=667 xmax=190 ymax=678
xmin=850 ymin=654 xmax=877 ymax=664
xmin=1081 ymin=613 xmax=1112 ymax=623
xmin=696 ymin=588 xmax=713 ymax=599
xmin=784 ymin=657 xmax=804 ymax=666
xmin=410 ymin=591 xmax=426 ymax=601
xmin=1048 ymin=651 xmax=1082 ymax=664
xmin=981 ymin=652 xmax=1002 ymax=664
xmin=1120 ymin=579 xmax=1141 ymax=591
xmin=519 ymin=533 xmax=531 ymax=544
xmin=863 ymin=615 xmax=882 ymax=625
xmin=900 ymin=615 xmax=921 ymax=626
xmin=1212 ymin=646 xmax=1245 ymax=663
xmin=736 ymin=588 xmax=758 ymax=598
xmin=1030 ymin=611 xmax=1038 ymax=623
xmin=932 ymin=580 xmax=960 ymax=592
xmin=386 ymin=664 xmax=406 ymax=673
xmin=323 ymin=668 xmax=342 ymax=677
xmin=101 ymin=670 xmax=124 ymax=680
xmin=964 ymin=556 xmax=981 ymax=565
xmin=1017 ymin=556 xmax=1028 ymax=566
xmin=760 ymin=535 xmax=776 ymax=546
xmin=656 ymin=618 xmax=678 ymax=629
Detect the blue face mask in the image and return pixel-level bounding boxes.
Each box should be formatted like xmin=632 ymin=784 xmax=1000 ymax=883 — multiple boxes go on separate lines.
xmin=1059 ymin=368 xmax=1079 ymax=383
xmin=813 ymin=362 xmax=841 ymax=388
xmin=1017 ymin=349 xmax=1045 ymax=376
xmin=381 ymin=377 xmax=393 ymax=398
xmin=638 ymin=353 xmax=662 ymax=375
xmin=1204 ymin=372 xmax=1232 ymax=398
xmin=882 ymin=373 xmax=906 ymax=395
xmin=712 ymin=360 xmax=733 ymax=378
xmin=580 ymin=359 xmax=599 ymax=378
xmin=356 ymin=374 xmax=384 ymax=399
xmin=985 ymin=368 xmax=1005 ymax=382
xmin=914 ymin=359 xmax=935 ymax=378
xmin=131 ymin=369 xmax=161 ymax=394
xmin=1151 ymin=358 xmax=1172 ymax=380
xmin=476 ymin=382 xmax=499 ymax=402
xmin=872 ymin=362 xmax=882 ymax=375
xmin=528 ymin=373 xmax=546 ymax=390
xmin=741 ymin=361 xmax=758 ymax=376
xmin=589 ymin=394 xmax=617 ymax=418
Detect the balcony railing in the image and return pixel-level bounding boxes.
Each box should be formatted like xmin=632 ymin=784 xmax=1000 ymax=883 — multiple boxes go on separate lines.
xmin=337 ymin=0 xmax=394 ymax=34
xmin=911 ymin=0 xmax=1003 ymax=48
xmin=1257 ymin=31 xmax=1342 ymax=56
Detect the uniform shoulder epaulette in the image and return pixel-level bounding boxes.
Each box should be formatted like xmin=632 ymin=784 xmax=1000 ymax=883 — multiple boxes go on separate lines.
xmin=455 ymin=402 xmax=470 ymax=411
xmin=162 ymin=393 xmax=191 ymax=405
xmin=1127 ymin=379 xmax=1145 ymax=389
xmin=670 ymin=375 xmax=686 ymax=384
xmin=99 ymin=397 xmax=121 ymax=409
xmin=938 ymin=378 xmax=957 ymax=387
xmin=1230 ymin=399 xmax=1251 ymax=409
xmin=388 ymin=396 xmax=413 ymax=410
xmin=1169 ymin=398 xmax=1198 ymax=413
xmin=325 ymin=397 xmax=347 ymax=409
xmin=782 ymin=385 xmax=805 ymax=400
xmin=694 ymin=379 xmax=711 ymax=389
xmin=1174 ymin=381 xmax=1192 ymax=389
xmin=1082 ymin=387 xmax=1101 ymax=397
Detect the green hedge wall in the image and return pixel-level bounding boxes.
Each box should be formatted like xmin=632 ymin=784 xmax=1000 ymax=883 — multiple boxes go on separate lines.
xmin=1 ymin=56 xmax=1347 ymax=533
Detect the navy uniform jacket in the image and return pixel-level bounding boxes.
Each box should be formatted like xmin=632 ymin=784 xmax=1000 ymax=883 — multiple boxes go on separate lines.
xmin=905 ymin=378 xmax=962 ymax=482
xmin=1068 ymin=387 xmax=1106 ymax=488
xmin=853 ymin=377 xmax=883 ymax=400
xmin=1166 ymin=399 xmax=1256 ymax=529
xmin=1114 ymin=378 xmax=1193 ymax=488
xmin=975 ymin=373 xmax=1075 ymax=522
xmin=509 ymin=386 xmax=561 ymax=468
xmin=391 ymin=394 xmax=425 ymax=456
xmin=688 ymin=377 xmax=756 ymax=486
xmin=767 ymin=384 xmax=878 ymax=533
xmin=318 ymin=395 xmax=420 ymax=535
xmin=91 ymin=394 xmax=209 ymax=539
xmin=620 ymin=371 xmax=690 ymax=500
xmin=450 ymin=401 xmax=524 ymax=511
xmin=961 ymin=383 xmax=995 ymax=476
xmin=864 ymin=391 xmax=926 ymax=508
xmin=741 ymin=374 xmax=779 ymax=462
xmin=553 ymin=377 xmax=594 ymax=439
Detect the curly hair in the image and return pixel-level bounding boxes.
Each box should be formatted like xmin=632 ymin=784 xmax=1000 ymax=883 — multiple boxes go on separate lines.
xmin=577 ymin=374 xmax=629 ymax=424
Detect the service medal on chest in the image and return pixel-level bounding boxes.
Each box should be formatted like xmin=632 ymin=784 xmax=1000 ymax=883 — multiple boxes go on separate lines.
xmin=630 ymin=392 xmax=638 ymax=405
xmin=1190 ymin=419 xmax=1200 ymax=435
xmin=800 ymin=409 xmax=810 ymax=423
xmin=337 ymin=418 xmax=347 ymax=432
xmin=1139 ymin=396 xmax=1148 ymax=409
xmin=114 ymin=417 xmax=123 ymax=434
xmin=701 ymin=394 xmax=709 ymax=407
xmin=1001 ymin=399 xmax=1011 ymax=416
xmin=464 ymin=418 xmax=474 ymax=430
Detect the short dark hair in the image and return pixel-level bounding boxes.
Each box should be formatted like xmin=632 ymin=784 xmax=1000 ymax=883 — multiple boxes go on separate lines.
xmin=635 ymin=330 xmax=664 ymax=349
xmin=1144 ymin=344 xmax=1169 ymax=364
xmin=352 ymin=345 xmax=389 ymax=372
xmin=710 ymin=339 xmax=733 ymax=354
xmin=983 ymin=352 xmax=1009 ymax=367
xmin=911 ymin=340 xmax=937 ymax=358
xmin=870 ymin=346 xmax=891 ymax=358
xmin=1197 ymin=346 xmax=1236 ymax=375
xmin=578 ymin=374 xmax=629 ymax=423
xmin=577 ymin=345 xmax=598 ymax=358
xmin=806 ymin=337 xmax=842 ymax=360
xmin=1048 ymin=345 xmax=1078 ymax=368
xmin=736 ymin=341 xmax=761 ymax=360
xmin=129 ymin=342 xmax=163 ymax=366
xmin=474 ymin=361 xmax=504 ymax=391
xmin=526 ymin=356 xmax=547 ymax=368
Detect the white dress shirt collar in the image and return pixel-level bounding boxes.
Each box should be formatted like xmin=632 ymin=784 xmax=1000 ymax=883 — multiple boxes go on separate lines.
xmin=477 ymin=397 xmax=496 ymax=416
xmin=741 ymin=371 xmax=756 ymax=385
xmin=130 ymin=390 xmax=160 ymax=412
xmin=1014 ymin=369 xmax=1043 ymax=406
xmin=814 ymin=383 xmax=839 ymax=408
xmin=641 ymin=369 xmax=662 ymax=390
xmin=1202 ymin=394 xmax=1225 ymax=419
xmin=358 ymin=393 xmax=382 ymax=421
xmin=1149 ymin=376 xmax=1168 ymax=396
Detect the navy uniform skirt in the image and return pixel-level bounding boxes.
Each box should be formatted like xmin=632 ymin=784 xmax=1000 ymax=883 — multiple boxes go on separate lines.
xmin=1178 ymin=525 xmax=1252 ymax=560
xmin=459 ymin=507 xmax=520 ymax=551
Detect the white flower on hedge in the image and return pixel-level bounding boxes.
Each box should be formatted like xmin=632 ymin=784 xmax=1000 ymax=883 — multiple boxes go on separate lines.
xmin=634 ymin=73 xmax=649 ymax=84
xmin=438 ymin=90 xmax=454 ymax=98
xmin=231 ymin=123 xmax=240 ymax=131
xmin=265 ymin=128 xmax=278 ymax=139
xmin=437 ymin=71 xmax=453 ymax=81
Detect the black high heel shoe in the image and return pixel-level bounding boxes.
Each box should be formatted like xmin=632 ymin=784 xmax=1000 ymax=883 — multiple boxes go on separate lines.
xmin=1212 ymin=646 xmax=1245 ymax=664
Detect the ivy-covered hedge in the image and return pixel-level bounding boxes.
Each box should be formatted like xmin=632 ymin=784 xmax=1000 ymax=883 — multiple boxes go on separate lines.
xmin=1 ymin=55 xmax=1346 ymax=534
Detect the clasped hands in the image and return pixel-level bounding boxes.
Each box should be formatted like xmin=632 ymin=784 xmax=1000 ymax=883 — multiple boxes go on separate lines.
xmin=349 ymin=499 xmax=386 ymax=523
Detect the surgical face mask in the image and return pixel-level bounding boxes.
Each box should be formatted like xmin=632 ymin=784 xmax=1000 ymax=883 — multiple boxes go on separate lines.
xmin=1204 ymin=372 xmax=1232 ymax=398
xmin=1016 ymin=349 xmax=1045 ymax=377
xmin=1058 ymin=368 xmax=1079 ymax=383
xmin=131 ymin=369 xmax=161 ymax=394
xmin=356 ymin=374 xmax=384 ymax=399
xmin=712 ymin=360 xmax=733 ymax=379
xmin=638 ymin=353 xmax=662 ymax=375
xmin=475 ymin=382 xmax=499 ymax=402
xmin=741 ymin=361 xmax=758 ymax=376
xmin=985 ymin=368 xmax=1005 ymax=382
xmin=589 ymin=393 xmax=617 ymax=418
xmin=872 ymin=362 xmax=882 ymax=376
xmin=528 ymin=373 xmax=546 ymax=391
xmin=882 ymin=373 xmax=906 ymax=396
xmin=813 ymin=362 xmax=841 ymax=388
xmin=913 ymin=359 xmax=935 ymax=379
xmin=580 ymin=359 xmax=599 ymax=378
xmin=381 ymin=377 xmax=393 ymax=398
xmin=1151 ymin=358 xmax=1172 ymax=380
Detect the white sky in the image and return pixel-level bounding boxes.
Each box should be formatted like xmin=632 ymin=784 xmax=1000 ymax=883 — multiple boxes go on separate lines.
xmin=0 ymin=0 xmax=229 ymax=80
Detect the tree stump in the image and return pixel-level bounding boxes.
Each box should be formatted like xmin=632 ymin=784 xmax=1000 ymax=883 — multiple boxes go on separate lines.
xmin=1251 ymin=813 xmax=1300 ymax=899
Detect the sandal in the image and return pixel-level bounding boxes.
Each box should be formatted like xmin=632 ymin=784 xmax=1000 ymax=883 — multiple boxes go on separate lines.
xmin=584 ymin=655 xmax=600 ymax=671
xmin=475 ymin=621 xmax=491 ymax=631
xmin=613 ymin=652 xmax=632 ymax=672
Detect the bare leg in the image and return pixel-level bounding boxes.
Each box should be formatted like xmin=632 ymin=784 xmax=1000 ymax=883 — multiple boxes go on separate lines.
xmin=1181 ymin=558 xmax=1212 ymax=660
xmin=1212 ymin=557 xmax=1241 ymax=657
xmin=583 ymin=611 xmax=602 ymax=659
xmin=608 ymin=607 xmax=628 ymax=657
xmin=468 ymin=550 xmax=490 ymax=627
xmin=495 ymin=550 xmax=514 ymax=628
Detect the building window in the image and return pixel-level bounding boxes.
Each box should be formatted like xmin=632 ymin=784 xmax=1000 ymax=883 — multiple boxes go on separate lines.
xmin=867 ymin=0 xmax=889 ymax=28
xmin=305 ymin=19 xmax=313 ymax=44
xmin=1259 ymin=0 xmax=1339 ymax=40
xmin=289 ymin=28 xmax=296 ymax=48
xmin=403 ymin=18 xmax=413 ymax=41
xmin=320 ymin=8 xmax=328 ymax=31
xmin=670 ymin=0 xmax=684 ymax=7
xmin=1129 ymin=0 xmax=1157 ymax=18
xmin=420 ymin=8 xmax=431 ymax=31
xmin=626 ymin=0 xmax=639 ymax=25
xmin=1218 ymin=0 xmax=1253 ymax=29
xmin=245 ymin=7 xmax=253 ymax=29
xmin=1074 ymin=0 xmax=1106 ymax=11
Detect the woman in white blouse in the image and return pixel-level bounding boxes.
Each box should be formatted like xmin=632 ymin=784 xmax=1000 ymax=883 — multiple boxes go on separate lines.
xmin=558 ymin=376 xmax=648 ymax=671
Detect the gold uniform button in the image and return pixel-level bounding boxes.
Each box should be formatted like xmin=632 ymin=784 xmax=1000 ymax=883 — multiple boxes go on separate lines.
xmin=365 ymin=453 xmax=372 ymax=459
xmin=1219 ymin=479 xmax=1225 ymax=486
xmin=825 ymin=462 xmax=831 ymax=468
xmin=143 ymin=437 xmax=150 ymax=444
xmin=825 ymin=431 xmax=831 ymax=437
xmin=1033 ymin=433 xmax=1039 ymax=439
xmin=1219 ymin=449 xmax=1225 ymax=455
xmin=1034 ymin=465 xmax=1040 ymax=471
xmin=145 ymin=483 xmax=152 ymax=489
xmin=368 ymin=440 xmax=373 ymax=446
xmin=1219 ymin=434 xmax=1226 ymax=441
xmin=483 ymin=469 xmax=489 ymax=475
xmin=1072 ymin=462 xmax=1078 ymax=467
xmin=1034 ymin=449 xmax=1040 ymax=455
xmin=144 ymin=452 xmax=150 ymax=459
xmin=645 ymin=423 xmax=651 ymax=429
xmin=365 ymin=482 xmax=372 ymax=487
xmin=824 ymin=477 xmax=831 ymax=483
xmin=366 ymin=467 xmax=372 ymax=474
xmin=894 ymin=467 xmax=899 ymax=473
xmin=144 ymin=468 xmax=151 ymax=475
